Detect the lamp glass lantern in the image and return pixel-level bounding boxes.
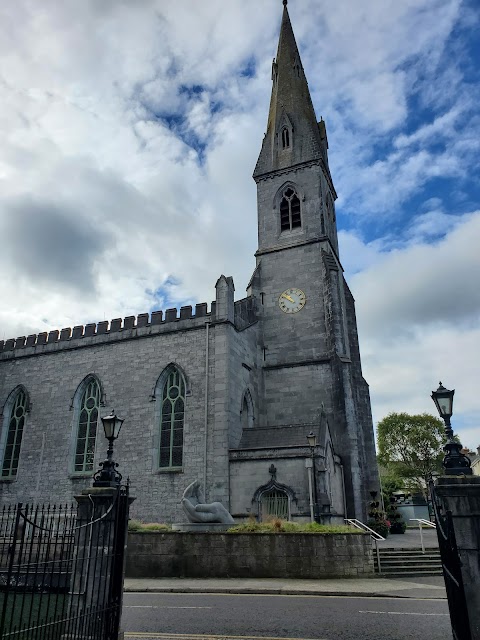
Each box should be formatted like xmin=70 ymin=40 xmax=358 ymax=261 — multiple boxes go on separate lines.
xmin=306 ymin=431 xmax=317 ymax=449
xmin=431 ymin=383 xmax=454 ymax=421
xmin=101 ymin=411 xmax=124 ymax=441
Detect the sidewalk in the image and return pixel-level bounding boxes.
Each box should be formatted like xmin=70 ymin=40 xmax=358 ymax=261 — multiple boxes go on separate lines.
xmin=377 ymin=528 xmax=438 ymax=549
xmin=124 ymin=576 xmax=446 ymax=600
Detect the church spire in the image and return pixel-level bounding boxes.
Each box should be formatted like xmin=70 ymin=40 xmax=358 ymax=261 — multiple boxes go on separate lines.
xmin=254 ymin=1 xmax=327 ymax=179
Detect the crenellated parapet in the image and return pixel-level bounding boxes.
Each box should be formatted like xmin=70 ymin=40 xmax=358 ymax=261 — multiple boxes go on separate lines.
xmin=0 ymin=302 xmax=217 ymax=357
xmin=0 ymin=292 xmax=258 ymax=359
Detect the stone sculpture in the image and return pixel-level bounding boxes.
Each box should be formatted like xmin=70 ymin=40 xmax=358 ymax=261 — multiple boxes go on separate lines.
xmin=181 ymin=480 xmax=235 ymax=524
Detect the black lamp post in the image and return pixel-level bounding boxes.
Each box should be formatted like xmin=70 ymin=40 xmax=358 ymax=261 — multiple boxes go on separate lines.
xmin=93 ymin=411 xmax=125 ymax=487
xmin=431 ymin=383 xmax=472 ymax=476
xmin=307 ymin=431 xmax=320 ymax=523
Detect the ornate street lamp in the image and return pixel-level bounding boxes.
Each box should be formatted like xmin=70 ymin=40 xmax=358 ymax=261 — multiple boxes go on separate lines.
xmin=306 ymin=431 xmax=320 ymax=523
xmin=431 ymin=383 xmax=472 ymax=476
xmin=93 ymin=411 xmax=125 ymax=487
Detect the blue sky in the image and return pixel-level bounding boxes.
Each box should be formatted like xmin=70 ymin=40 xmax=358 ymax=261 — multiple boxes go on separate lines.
xmin=0 ymin=0 xmax=478 ymax=448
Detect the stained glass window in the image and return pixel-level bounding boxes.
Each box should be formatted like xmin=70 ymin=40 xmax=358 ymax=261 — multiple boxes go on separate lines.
xmin=1 ymin=389 xmax=27 ymax=478
xmin=74 ymin=378 xmax=100 ymax=472
xmin=159 ymin=368 xmax=185 ymax=469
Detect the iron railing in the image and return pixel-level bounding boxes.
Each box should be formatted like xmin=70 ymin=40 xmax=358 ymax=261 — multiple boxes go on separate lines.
xmin=0 ymin=485 xmax=129 ymax=640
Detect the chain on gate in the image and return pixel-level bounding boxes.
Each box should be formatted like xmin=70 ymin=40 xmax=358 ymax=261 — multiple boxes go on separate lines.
xmin=0 ymin=484 xmax=129 ymax=640
xmin=429 ymin=478 xmax=471 ymax=640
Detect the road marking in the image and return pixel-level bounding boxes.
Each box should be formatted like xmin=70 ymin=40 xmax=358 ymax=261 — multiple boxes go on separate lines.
xmin=359 ymin=610 xmax=449 ymax=617
xmin=125 ymin=634 xmax=328 ymax=640
xmin=125 ymin=606 xmax=213 ymax=609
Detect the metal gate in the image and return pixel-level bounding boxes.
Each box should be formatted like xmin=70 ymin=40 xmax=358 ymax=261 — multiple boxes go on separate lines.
xmin=261 ymin=489 xmax=289 ymax=521
xmin=429 ymin=479 xmax=471 ymax=640
xmin=0 ymin=485 xmax=129 ymax=640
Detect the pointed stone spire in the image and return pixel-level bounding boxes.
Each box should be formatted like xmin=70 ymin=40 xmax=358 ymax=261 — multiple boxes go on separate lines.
xmin=254 ymin=1 xmax=325 ymax=179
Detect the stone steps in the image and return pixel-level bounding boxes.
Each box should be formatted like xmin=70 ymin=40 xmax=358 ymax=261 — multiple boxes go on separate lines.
xmin=374 ymin=548 xmax=442 ymax=577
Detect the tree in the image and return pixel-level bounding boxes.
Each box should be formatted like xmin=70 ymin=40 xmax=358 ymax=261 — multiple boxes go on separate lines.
xmin=377 ymin=412 xmax=446 ymax=495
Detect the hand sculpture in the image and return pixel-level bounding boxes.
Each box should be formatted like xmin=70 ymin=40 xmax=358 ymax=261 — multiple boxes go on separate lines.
xmin=181 ymin=480 xmax=235 ymax=524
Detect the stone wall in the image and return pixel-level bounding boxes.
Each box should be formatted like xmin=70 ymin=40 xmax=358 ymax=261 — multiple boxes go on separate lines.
xmin=126 ymin=532 xmax=373 ymax=579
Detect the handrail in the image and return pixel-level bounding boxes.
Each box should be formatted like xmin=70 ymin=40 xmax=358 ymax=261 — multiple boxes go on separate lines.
xmin=410 ymin=518 xmax=436 ymax=553
xmin=345 ymin=518 xmax=385 ymax=574
xmin=410 ymin=518 xmax=436 ymax=528
xmin=345 ymin=518 xmax=385 ymax=541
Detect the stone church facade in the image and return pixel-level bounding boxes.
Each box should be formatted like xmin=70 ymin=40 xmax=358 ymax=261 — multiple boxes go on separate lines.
xmin=0 ymin=3 xmax=379 ymax=523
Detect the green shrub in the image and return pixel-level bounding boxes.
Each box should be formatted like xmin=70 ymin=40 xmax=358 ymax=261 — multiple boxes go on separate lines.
xmin=389 ymin=521 xmax=407 ymax=534
xmin=141 ymin=523 xmax=171 ymax=532
xmin=367 ymin=518 xmax=390 ymax=538
xmin=227 ymin=519 xmax=361 ymax=534
xmin=128 ymin=519 xmax=171 ymax=532
xmin=128 ymin=519 xmax=142 ymax=532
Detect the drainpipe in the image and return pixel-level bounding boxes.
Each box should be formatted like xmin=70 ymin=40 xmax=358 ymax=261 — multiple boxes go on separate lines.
xmin=341 ymin=463 xmax=347 ymax=519
xmin=306 ymin=457 xmax=315 ymax=522
xmin=203 ymin=320 xmax=210 ymax=499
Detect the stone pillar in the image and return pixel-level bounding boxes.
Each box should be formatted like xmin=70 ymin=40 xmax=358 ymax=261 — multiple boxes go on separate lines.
xmin=215 ymin=275 xmax=235 ymax=323
xmin=68 ymin=487 xmax=135 ymax=640
xmin=435 ymin=476 xmax=480 ymax=639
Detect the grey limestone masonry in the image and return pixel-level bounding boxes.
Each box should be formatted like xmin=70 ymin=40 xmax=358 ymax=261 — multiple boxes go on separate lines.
xmin=0 ymin=302 xmax=251 ymax=518
xmin=125 ymin=532 xmax=374 ymax=579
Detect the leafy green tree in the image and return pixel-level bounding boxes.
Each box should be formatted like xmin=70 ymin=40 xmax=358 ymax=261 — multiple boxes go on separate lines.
xmin=377 ymin=412 xmax=446 ymax=495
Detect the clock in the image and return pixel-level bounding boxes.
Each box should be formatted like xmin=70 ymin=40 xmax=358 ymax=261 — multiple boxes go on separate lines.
xmin=278 ymin=288 xmax=306 ymax=314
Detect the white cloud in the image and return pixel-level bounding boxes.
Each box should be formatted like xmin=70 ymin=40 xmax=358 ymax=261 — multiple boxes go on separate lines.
xmin=345 ymin=212 xmax=480 ymax=448
xmin=0 ymin=0 xmax=478 ymax=450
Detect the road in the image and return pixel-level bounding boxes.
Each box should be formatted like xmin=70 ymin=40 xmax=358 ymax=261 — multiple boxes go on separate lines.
xmin=122 ymin=592 xmax=450 ymax=640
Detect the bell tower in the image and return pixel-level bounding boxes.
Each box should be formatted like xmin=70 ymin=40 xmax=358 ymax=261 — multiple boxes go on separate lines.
xmin=249 ymin=1 xmax=379 ymax=519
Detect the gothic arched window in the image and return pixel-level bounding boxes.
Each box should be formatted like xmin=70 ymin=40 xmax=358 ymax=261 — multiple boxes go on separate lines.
xmin=281 ymin=127 xmax=290 ymax=149
xmin=1 ymin=387 xmax=28 ymax=478
xmin=280 ymin=187 xmax=301 ymax=232
xmin=159 ymin=367 xmax=185 ymax=469
xmin=73 ymin=377 xmax=101 ymax=473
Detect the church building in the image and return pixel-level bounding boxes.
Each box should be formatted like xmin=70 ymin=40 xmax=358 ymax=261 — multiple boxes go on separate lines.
xmin=0 ymin=2 xmax=379 ymax=523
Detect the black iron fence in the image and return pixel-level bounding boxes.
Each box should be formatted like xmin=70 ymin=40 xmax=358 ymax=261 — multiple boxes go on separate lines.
xmin=0 ymin=485 xmax=129 ymax=640
xmin=429 ymin=479 xmax=471 ymax=640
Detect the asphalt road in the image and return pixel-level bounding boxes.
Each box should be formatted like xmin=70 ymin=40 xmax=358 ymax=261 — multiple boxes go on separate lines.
xmin=122 ymin=592 xmax=451 ymax=640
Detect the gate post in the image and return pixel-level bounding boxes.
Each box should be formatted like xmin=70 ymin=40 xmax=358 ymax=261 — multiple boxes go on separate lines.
xmin=435 ymin=476 xmax=480 ymax=640
xmin=67 ymin=486 xmax=135 ymax=640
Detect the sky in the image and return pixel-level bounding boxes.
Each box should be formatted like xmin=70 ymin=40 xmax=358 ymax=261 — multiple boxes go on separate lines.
xmin=0 ymin=0 xmax=479 ymax=449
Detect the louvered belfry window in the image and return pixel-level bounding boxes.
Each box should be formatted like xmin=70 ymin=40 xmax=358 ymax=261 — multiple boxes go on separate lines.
xmin=159 ymin=367 xmax=185 ymax=469
xmin=1 ymin=389 xmax=27 ymax=478
xmin=75 ymin=378 xmax=100 ymax=472
xmin=280 ymin=187 xmax=301 ymax=231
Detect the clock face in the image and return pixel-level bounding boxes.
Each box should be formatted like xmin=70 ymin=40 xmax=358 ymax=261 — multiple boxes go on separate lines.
xmin=278 ymin=288 xmax=306 ymax=314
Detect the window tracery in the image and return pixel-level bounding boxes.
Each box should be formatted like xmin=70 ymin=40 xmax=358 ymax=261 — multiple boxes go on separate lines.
xmin=280 ymin=187 xmax=301 ymax=231
xmin=159 ymin=367 xmax=185 ymax=469
xmin=1 ymin=388 xmax=28 ymax=478
xmin=74 ymin=377 xmax=100 ymax=473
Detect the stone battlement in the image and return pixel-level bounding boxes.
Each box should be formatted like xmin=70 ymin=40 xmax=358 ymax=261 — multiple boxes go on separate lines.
xmin=0 ymin=295 xmax=258 ymax=358
xmin=0 ymin=302 xmax=216 ymax=356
